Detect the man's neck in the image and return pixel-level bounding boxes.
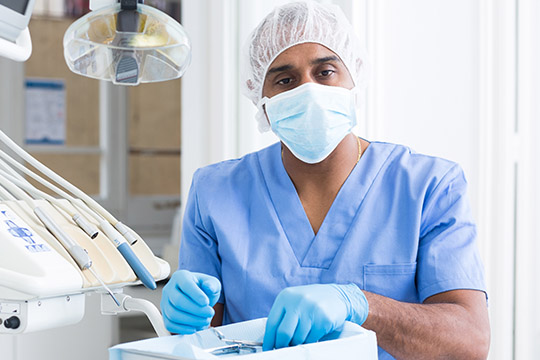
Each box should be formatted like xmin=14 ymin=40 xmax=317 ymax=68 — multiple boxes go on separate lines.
xmin=281 ymin=133 xmax=364 ymax=193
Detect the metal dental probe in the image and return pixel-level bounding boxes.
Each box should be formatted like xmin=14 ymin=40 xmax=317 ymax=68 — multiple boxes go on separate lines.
xmin=211 ymin=327 xmax=263 ymax=347
xmin=88 ymin=267 xmax=120 ymax=307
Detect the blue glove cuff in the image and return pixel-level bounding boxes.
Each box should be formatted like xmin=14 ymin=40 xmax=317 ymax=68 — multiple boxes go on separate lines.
xmin=332 ymin=283 xmax=369 ymax=326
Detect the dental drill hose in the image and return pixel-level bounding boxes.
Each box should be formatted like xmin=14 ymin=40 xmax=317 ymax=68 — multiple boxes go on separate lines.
xmin=72 ymin=213 xmax=99 ymax=239
xmin=0 ymin=163 xmax=100 ymax=240
xmin=115 ymin=221 xmax=138 ymax=245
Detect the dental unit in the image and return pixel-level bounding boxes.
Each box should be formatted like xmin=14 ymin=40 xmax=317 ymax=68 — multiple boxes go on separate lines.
xmin=0 ymin=0 xmax=191 ymax=337
xmin=0 ymin=128 xmax=171 ymax=335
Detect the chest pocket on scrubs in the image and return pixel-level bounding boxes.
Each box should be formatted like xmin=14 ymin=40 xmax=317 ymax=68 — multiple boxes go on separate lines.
xmin=363 ymin=263 xmax=418 ymax=303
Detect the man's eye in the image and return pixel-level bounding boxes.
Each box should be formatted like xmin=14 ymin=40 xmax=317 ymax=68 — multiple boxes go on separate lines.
xmin=277 ymin=78 xmax=291 ymax=85
xmin=320 ymin=69 xmax=334 ymax=77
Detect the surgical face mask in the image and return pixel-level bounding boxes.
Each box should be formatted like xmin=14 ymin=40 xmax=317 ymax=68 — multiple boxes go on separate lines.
xmin=259 ymin=82 xmax=357 ymax=164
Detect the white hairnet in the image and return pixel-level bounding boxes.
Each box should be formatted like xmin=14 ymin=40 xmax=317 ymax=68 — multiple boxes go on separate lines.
xmin=241 ymin=0 xmax=369 ymax=132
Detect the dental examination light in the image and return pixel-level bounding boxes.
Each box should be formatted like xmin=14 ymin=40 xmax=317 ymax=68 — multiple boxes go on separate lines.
xmin=64 ymin=0 xmax=191 ymax=85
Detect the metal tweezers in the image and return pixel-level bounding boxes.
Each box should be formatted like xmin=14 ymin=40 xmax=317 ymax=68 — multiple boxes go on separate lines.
xmin=205 ymin=328 xmax=263 ymax=355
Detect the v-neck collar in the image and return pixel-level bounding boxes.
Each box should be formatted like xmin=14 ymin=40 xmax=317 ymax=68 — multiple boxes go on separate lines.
xmin=257 ymin=141 xmax=396 ymax=269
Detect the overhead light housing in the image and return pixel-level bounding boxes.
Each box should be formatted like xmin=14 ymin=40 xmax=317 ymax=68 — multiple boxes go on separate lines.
xmin=63 ymin=1 xmax=191 ymax=86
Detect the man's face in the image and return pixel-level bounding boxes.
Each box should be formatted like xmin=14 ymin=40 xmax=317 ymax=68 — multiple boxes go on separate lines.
xmin=261 ymin=42 xmax=354 ymax=99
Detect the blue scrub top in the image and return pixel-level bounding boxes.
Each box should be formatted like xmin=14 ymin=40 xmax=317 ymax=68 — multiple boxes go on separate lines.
xmin=179 ymin=141 xmax=486 ymax=360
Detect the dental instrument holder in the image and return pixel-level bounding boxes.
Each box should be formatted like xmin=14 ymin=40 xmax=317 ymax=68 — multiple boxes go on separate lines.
xmin=0 ymin=130 xmax=170 ymax=335
xmin=101 ymin=291 xmax=170 ymax=337
xmin=0 ymin=204 xmax=168 ymax=335
xmin=0 ymin=200 xmax=168 ymax=335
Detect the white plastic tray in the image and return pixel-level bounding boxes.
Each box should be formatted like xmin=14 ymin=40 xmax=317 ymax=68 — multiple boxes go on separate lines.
xmin=109 ymin=318 xmax=378 ymax=360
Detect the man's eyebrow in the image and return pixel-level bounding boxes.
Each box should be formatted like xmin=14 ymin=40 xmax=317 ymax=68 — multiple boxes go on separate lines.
xmin=266 ymin=56 xmax=340 ymax=75
xmin=311 ymin=55 xmax=340 ymax=65
xmin=267 ymin=64 xmax=293 ymax=74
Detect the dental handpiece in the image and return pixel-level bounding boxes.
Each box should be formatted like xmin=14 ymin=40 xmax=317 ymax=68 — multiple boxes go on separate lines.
xmin=99 ymin=221 xmax=157 ymax=290
xmin=33 ymin=207 xmax=120 ymax=306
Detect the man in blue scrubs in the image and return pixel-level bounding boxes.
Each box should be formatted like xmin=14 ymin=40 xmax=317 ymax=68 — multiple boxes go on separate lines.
xmin=161 ymin=1 xmax=490 ymax=359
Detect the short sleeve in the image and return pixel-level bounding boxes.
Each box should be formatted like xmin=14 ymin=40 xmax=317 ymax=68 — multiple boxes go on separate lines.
xmin=417 ymin=164 xmax=486 ymax=303
xmin=178 ymin=169 xmax=224 ymax=303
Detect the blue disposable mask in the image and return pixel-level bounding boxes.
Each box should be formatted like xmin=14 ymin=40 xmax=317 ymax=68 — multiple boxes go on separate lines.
xmin=259 ymin=82 xmax=357 ymax=164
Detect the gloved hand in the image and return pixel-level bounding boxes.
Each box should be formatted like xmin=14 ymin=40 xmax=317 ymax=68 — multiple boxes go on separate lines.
xmin=160 ymin=269 xmax=221 ymax=334
xmin=263 ymin=283 xmax=368 ymax=351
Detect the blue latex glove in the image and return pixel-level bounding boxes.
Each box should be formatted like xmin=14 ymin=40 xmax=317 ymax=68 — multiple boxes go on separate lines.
xmin=263 ymin=283 xmax=368 ymax=351
xmin=161 ymin=270 xmax=221 ymax=334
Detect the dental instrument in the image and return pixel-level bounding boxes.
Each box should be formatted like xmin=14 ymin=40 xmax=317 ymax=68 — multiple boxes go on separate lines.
xmin=206 ymin=343 xmax=259 ymax=355
xmin=87 ymin=268 xmax=120 ymax=307
xmin=211 ymin=327 xmax=263 ymax=347
xmin=205 ymin=328 xmax=262 ymax=356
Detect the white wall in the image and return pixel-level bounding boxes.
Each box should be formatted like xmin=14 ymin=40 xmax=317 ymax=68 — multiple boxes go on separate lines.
xmin=363 ymin=0 xmax=480 ymax=200
xmin=514 ymin=0 xmax=540 ymax=357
